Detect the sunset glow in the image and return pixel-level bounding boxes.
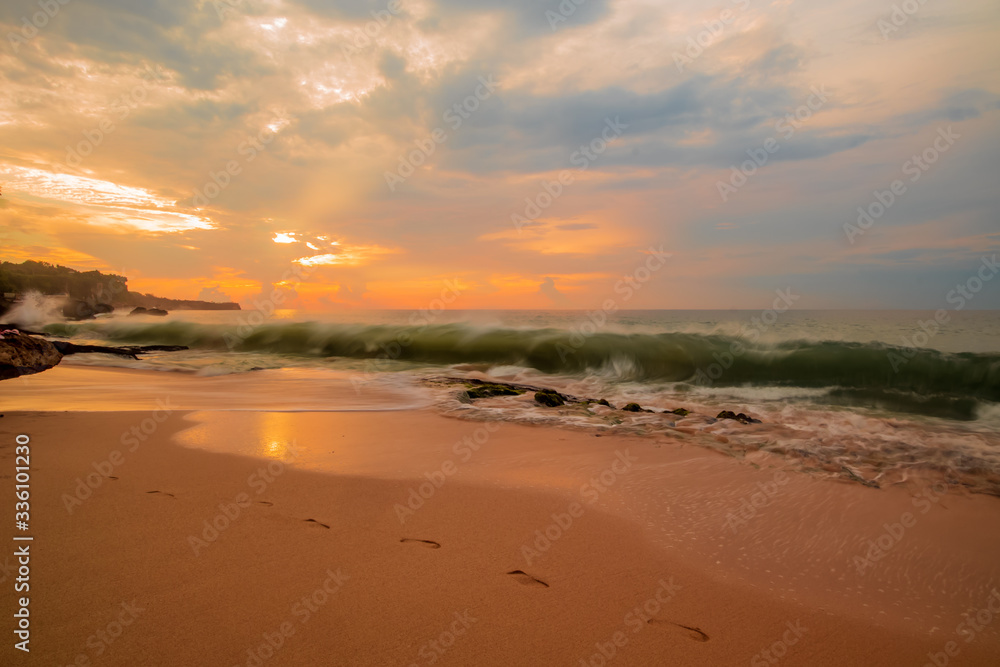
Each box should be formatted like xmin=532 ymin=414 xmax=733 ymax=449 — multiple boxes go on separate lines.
xmin=1 ymin=0 xmax=998 ymax=309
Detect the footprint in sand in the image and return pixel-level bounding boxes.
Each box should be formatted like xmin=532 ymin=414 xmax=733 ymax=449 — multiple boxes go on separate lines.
xmin=303 ymin=518 xmax=330 ymax=529
xmin=648 ymin=620 xmax=709 ymax=642
xmin=506 ymin=570 xmax=549 ymax=588
xmin=145 ymin=490 xmax=175 ymax=498
xmin=400 ymin=538 xmax=441 ymax=549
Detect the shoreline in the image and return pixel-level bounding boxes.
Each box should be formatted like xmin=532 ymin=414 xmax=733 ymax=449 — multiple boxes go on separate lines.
xmin=1 ymin=405 xmax=998 ymax=665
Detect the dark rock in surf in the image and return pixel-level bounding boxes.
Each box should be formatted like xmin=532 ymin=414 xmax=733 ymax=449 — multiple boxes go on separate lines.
xmin=51 ymin=342 xmax=188 ymax=358
xmin=622 ymin=403 xmax=653 ymax=413
xmin=464 ymin=383 xmax=525 ymax=400
xmin=128 ymin=307 xmax=167 ymax=316
xmin=534 ymin=390 xmax=566 ymax=407
xmin=716 ymin=410 xmax=761 ymax=424
xmin=63 ymin=300 xmax=95 ymax=320
xmin=1 ymin=333 xmax=188 ymax=381
xmin=666 ymin=407 xmax=691 ymax=416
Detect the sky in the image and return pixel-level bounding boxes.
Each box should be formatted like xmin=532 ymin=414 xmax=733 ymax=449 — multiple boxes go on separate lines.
xmin=1 ymin=0 xmax=998 ymax=310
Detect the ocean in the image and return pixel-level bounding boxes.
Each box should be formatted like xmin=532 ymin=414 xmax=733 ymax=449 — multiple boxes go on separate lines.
xmin=8 ymin=305 xmax=1000 ymax=496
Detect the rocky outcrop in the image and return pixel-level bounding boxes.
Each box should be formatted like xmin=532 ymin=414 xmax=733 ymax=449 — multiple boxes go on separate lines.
xmin=0 ymin=333 xmax=63 ymax=380
xmin=1 ymin=331 xmax=189 ymax=381
xmin=63 ymin=300 xmax=96 ymax=320
xmin=50 ymin=341 xmax=187 ymax=359
xmin=128 ymin=307 xmax=167 ymax=316
xmin=431 ymin=376 xmax=759 ymax=423
xmin=534 ymin=390 xmax=566 ymax=407
xmin=463 ymin=383 xmax=525 ymax=399
xmin=716 ymin=410 xmax=762 ymax=424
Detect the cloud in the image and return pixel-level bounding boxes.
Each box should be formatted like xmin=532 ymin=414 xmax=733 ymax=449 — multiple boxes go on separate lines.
xmin=197 ymin=285 xmax=233 ymax=302
xmin=537 ymin=276 xmax=569 ymax=306
xmin=1 ymin=0 xmax=998 ymax=308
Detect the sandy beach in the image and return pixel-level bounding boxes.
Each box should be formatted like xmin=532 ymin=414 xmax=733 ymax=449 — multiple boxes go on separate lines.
xmin=4 ymin=0 xmax=999 ymax=661
xmin=2 ymin=368 xmax=999 ymax=666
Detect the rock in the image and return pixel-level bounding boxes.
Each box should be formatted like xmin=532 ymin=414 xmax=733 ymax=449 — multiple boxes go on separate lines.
xmin=128 ymin=307 xmax=167 ymax=316
xmin=93 ymin=303 xmax=114 ymax=314
xmin=50 ymin=342 xmax=189 ymax=358
xmin=63 ymin=300 xmax=95 ymax=320
xmin=622 ymin=403 xmax=653 ymax=413
xmin=464 ymin=383 xmax=525 ymax=400
xmin=716 ymin=410 xmax=761 ymax=424
xmin=0 ymin=333 xmax=63 ymax=380
xmin=121 ymin=345 xmax=187 ymax=353
xmin=666 ymin=407 xmax=691 ymax=416
xmin=534 ymin=390 xmax=566 ymax=407
xmin=1 ymin=334 xmax=188 ymax=380
xmin=595 ymin=399 xmax=612 ymax=407
xmin=0 ymin=324 xmax=48 ymax=337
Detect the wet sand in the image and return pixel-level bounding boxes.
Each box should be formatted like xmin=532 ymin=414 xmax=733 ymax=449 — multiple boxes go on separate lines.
xmin=1 ymin=370 xmax=999 ymax=665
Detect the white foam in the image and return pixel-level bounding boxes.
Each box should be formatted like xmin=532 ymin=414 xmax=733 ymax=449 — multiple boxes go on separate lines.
xmin=4 ymin=291 xmax=64 ymax=327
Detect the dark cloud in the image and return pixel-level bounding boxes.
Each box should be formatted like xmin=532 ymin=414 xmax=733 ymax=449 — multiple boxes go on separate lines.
xmin=431 ymin=0 xmax=611 ymax=36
